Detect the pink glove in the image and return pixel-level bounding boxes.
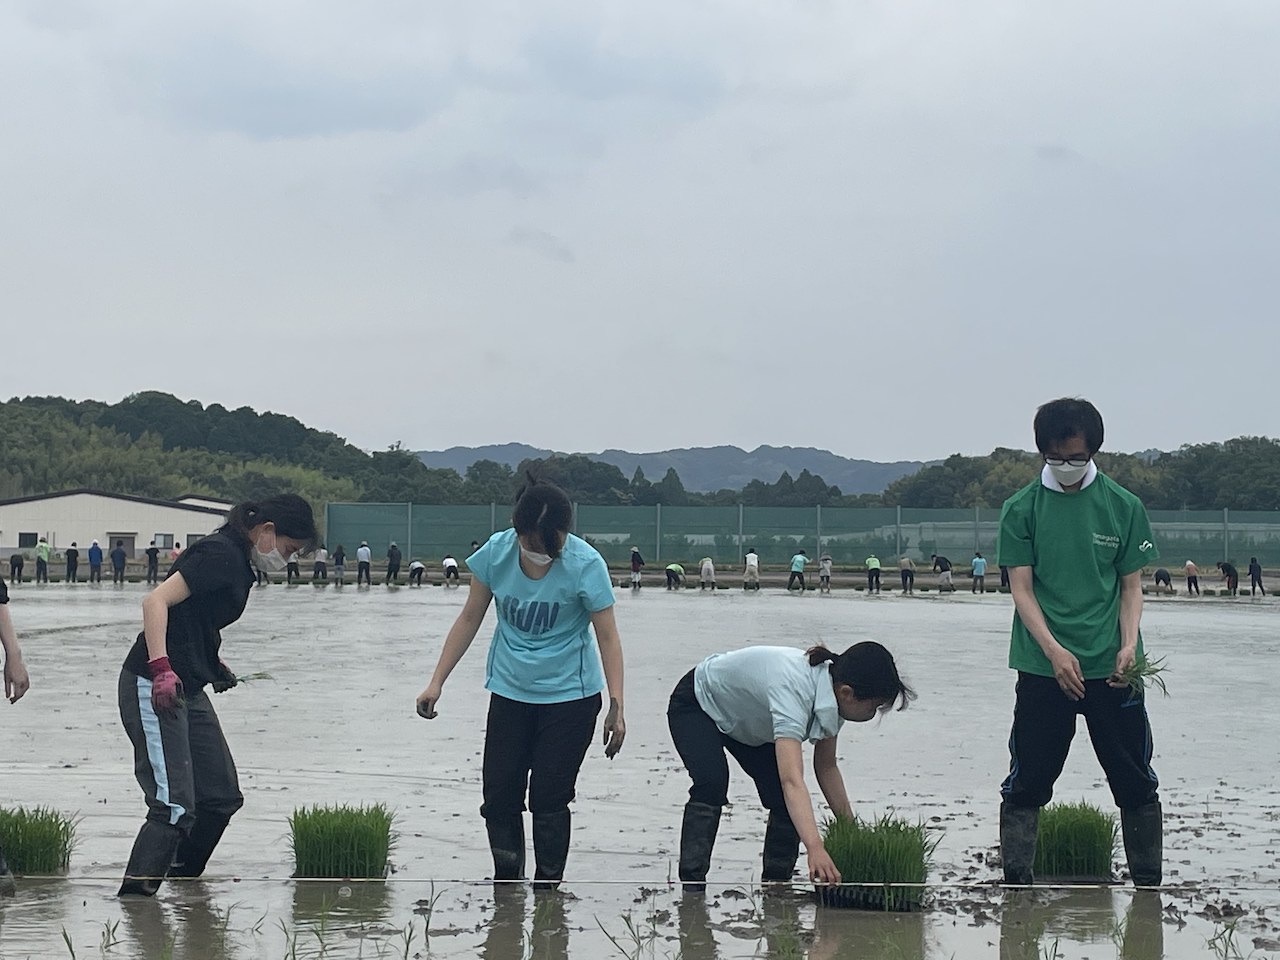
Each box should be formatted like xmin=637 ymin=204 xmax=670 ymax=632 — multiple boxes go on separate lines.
xmin=147 ymin=657 xmax=183 ymax=716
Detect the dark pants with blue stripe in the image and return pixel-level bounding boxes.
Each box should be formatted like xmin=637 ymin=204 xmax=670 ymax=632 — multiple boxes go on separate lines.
xmin=1001 ymin=672 xmax=1159 ymax=809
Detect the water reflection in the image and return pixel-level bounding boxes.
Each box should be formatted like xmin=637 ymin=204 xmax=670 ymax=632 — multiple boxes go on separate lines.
xmin=999 ymin=889 xmax=1164 ymax=960
xmin=479 ymin=886 xmax=569 ymax=960
xmin=676 ymin=892 xmax=720 ymax=960
xmin=809 ymin=898 xmax=926 ymax=960
xmin=291 ymin=878 xmax=391 ymax=926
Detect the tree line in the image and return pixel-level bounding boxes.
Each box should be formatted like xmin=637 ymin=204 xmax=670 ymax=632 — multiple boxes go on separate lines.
xmin=0 ymin=393 xmax=1276 ymax=511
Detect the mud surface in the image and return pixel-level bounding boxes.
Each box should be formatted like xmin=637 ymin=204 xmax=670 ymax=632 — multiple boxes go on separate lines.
xmin=1 ymin=582 xmax=1277 ymax=957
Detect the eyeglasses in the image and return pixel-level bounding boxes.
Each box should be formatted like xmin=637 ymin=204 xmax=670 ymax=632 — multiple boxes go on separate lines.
xmin=1043 ymin=456 xmax=1090 ymax=468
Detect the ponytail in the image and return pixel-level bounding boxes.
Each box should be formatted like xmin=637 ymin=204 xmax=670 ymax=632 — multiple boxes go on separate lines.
xmin=813 ymin=640 xmax=916 ymax=711
xmin=217 ymin=493 xmax=318 ymax=552
xmin=512 ymin=471 xmax=573 ymax=560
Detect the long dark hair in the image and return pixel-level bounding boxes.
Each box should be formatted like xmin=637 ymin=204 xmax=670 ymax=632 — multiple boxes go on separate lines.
xmin=807 ymin=641 xmax=915 ymax=711
xmin=512 ymin=472 xmax=573 ymax=560
xmin=218 ymin=494 xmax=318 ymax=552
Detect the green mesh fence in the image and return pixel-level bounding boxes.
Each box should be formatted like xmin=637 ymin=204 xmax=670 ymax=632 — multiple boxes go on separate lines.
xmin=322 ymin=504 xmax=1280 ymax=569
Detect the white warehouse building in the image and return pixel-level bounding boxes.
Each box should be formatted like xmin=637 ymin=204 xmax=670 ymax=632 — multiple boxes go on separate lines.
xmin=0 ymin=490 xmax=233 ymax=558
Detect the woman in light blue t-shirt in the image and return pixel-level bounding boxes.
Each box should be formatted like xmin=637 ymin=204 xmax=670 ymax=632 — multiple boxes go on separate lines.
xmin=667 ymin=642 xmax=914 ymax=888
xmin=416 ymin=476 xmax=626 ymax=888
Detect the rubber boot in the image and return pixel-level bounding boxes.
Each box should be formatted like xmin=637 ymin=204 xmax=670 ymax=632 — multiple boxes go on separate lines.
xmin=119 ymin=821 xmax=184 ymax=896
xmin=1121 ymin=802 xmax=1163 ymax=887
xmin=485 ymin=814 xmax=526 ymax=883
xmin=678 ymin=802 xmax=721 ymax=888
xmin=999 ymin=801 xmax=1039 ymax=886
xmin=0 ymin=843 xmax=14 ymax=896
xmin=168 ymin=812 xmax=233 ymax=878
xmin=760 ymin=812 xmax=801 ymax=883
xmin=532 ymin=810 xmax=572 ymax=891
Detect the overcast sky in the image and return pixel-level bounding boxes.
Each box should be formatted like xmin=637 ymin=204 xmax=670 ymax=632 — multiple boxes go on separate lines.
xmin=4 ymin=1 xmax=1278 ymax=462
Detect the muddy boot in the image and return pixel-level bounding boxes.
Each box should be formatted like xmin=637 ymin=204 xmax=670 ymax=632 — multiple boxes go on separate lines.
xmin=678 ymin=802 xmax=721 ymax=888
xmin=999 ymin=801 xmax=1039 ymax=886
xmin=532 ymin=810 xmax=572 ymax=891
xmin=0 ymin=843 xmax=14 ymax=896
xmin=485 ymin=814 xmax=526 ymax=883
xmin=119 ymin=821 xmax=183 ymax=897
xmin=169 ymin=812 xmax=234 ymax=879
xmin=1121 ymin=802 xmax=1162 ymax=887
xmin=761 ymin=812 xmax=801 ymax=883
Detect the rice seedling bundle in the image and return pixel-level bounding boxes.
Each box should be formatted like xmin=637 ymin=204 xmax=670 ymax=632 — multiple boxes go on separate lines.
xmin=1114 ymin=653 xmax=1168 ymax=698
xmin=1034 ymin=801 xmax=1116 ymax=881
xmin=817 ymin=814 xmax=936 ymax=911
xmin=0 ymin=806 xmax=77 ymax=873
xmin=289 ymin=804 xmax=396 ymax=879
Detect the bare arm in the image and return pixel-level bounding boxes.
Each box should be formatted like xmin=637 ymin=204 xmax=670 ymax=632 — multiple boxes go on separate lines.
xmin=1 ymin=606 xmax=30 ymax=703
xmin=416 ymin=579 xmax=493 ymax=717
xmin=813 ymin=737 xmax=853 ymax=820
xmin=141 ymin=573 xmax=193 ymax=660
xmin=1109 ymin=570 xmax=1144 ymax=682
xmin=1009 ymin=565 xmax=1085 ymax=700
xmin=592 ymin=606 xmax=627 ymax=757
xmin=776 ymin=738 xmax=841 ymax=883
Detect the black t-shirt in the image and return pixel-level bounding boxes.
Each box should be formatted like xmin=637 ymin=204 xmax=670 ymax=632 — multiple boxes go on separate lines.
xmin=145 ymin=547 xmax=160 ymax=564
xmin=8 ymin=554 xmax=22 ymax=568
xmin=387 ymin=546 xmax=402 ymax=565
xmin=123 ymin=532 xmax=255 ymax=691
xmin=111 ymin=547 xmax=127 ymax=568
xmin=1154 ymin=568 xmax=1170 ymax=581
xmin=1249 ymin=561 xmax=1262 ymax=578
xmin=0 ymin=579 xmax=8 ymax=603
xmin=332 ymin=549 xmax=345 ymax=565
xmin=65 ymin=548 xmax=79 ymax=563
xmin=1220 ymin=562 xmax=1238 ymax=578
xmin=933 ymin=556 xmax=952 ymax=572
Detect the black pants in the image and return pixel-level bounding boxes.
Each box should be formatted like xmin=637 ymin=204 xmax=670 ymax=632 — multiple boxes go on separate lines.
xmin=867 ymin=569 xmax=880 ymax=592
xmin=357 ymin=561 xmax=372 ymax=585
xmin=36 ymin=559 xmax=48 ymax=583
xmin=1225 ymin=574 xmax=1239 ymax=593
xmin=1000 ymin=566 xmax=1010 ymax=588
xmin=66 ymin=561 xmax=77 ymax=582
xmin=147 ymin=562 xmax=159 ymax=585
xmin=481 ymin=692 xmax=601 ymax=820
xmin=901 ymin=569 xmax=914 ymax=590
xmin=312 ymin=562 xmax=327 ymax=581
xmin=119 ymin=669 xmax=244 ymax=828
xmin=787 ymin=572 xmax=805 ymax=591
xmin=667 ymin=570 xmax=680 ymax=589
xmin=113 ymin=566 xmax=126 ymax=584
xmin=89 ymin=563 xmax=101 ymax=583
xmin=1252 ymin=576 xmax=1265 ymax=596
xmin=1186 ymin=575 xmax=1199 ymax=595
xmin=8 ymin=561 xmax=20 ymax=583
xmin=286 ymin=562 xmax=300 ymax=583
xmin=1001 ymin=672 xmax=1159 ymax=810
xmin=972 ymin=574 xmax=985 ymax=593
xmin=445 ymin=568 xmax=459 ymax=581
xmin=409 ymin=568 xmax=424 ymax=585
xmin=667 ymin=670 xmax=789 ymax=814
xmin=386 ymin=564 xmax=400 ymax=584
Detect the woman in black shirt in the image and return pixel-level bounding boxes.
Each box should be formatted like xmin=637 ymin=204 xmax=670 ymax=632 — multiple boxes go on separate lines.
xmin=118 ymin=495 xmax=316 ymax=896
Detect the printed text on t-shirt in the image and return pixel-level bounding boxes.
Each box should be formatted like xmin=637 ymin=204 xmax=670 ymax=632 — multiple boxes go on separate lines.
xmin=498 ymin=596 xmax=561 ymax=634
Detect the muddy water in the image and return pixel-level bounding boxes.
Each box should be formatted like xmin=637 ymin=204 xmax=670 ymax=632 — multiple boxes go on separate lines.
xmin=1 ymin=583 xmax=1277 ymax=958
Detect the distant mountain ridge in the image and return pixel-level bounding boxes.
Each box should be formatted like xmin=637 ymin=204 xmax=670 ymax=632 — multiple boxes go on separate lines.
xmin=416 ymin=443 xmax=927 ymax=495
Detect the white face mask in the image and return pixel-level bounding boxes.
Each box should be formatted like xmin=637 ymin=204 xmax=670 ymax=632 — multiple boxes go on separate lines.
xmin=520 ymin=545 xmax=554 ymax=567
xmin=1048 ymin=460 xmax=1091 ymax=486
xmin=251 ymin=532 xmax=289 ymax=572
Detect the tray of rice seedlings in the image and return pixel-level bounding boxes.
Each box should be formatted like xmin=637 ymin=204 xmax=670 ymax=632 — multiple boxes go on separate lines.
xmin=289 ymin=804 xmax=396 ymax=879
xmin=1034 ymin=801 xmax=1117 ymax=883
xmin=815 ymin=814 xmax=937 ymax=911
xmin=0 ymin=806 xmax=77 ymax=875
xmin=1113 ymin=653 xmax=1168 ymax=698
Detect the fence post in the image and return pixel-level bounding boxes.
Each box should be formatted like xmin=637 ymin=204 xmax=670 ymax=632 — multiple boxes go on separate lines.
xmin=816 ymin=504 xmax=822 ymax=560
xmin=738 ymin=503 xmax=744 ymax=558
xmin=324 ymin=503 xmax=330 ymax=548
xmin=406 ymin=503 xmax=413 ymax=560
xmin=1223 ymin=507 xmax=1229 ymax=561
xmin=490 ymin=502 xmax=496 ymax=535
xmin=573 ymin=502 xmax=579 ymax=537
xmin=974 ymin=504 xmax=981 ymax=554
xmin=656 ymin=504 xmax=662 ymax=563
xmin=896 ymin=505 xmax=902 ymax=559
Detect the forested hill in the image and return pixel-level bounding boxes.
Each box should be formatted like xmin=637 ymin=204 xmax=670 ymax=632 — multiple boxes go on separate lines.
xmin=1 ymin=393 xmax=1277 ymax=510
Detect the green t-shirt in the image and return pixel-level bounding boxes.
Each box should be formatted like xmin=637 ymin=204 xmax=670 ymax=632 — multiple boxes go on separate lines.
xmin=666 ymin=563 xmax=685 ymax=576
xmin=36 ymin=542 xmax=50 ymax=561
xmin=997 ymin=472 xmax=1158 ymax=679
xmin=866 ymin=556 xmax=881 ymax=570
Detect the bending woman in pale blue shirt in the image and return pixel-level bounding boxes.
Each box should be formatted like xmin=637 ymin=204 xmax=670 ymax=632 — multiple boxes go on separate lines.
xmin=416 ymin=476 xmax=626 ymax=888
xmin=667 ymin=642 xmax=914 ymax=886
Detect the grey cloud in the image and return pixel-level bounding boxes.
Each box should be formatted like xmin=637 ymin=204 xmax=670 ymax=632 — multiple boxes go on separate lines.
xmin=443 ymin=155 xmax=546 ymax=197
xmin=507 ymin=227 xmax=574 ymax=263
xmin=1036 ymin=143 xmax=1084 ymax=163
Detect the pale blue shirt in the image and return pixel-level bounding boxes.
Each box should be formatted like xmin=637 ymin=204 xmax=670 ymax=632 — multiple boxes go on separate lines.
xmin=694 ymin=646 xmax=844 ymax=745
xmin=972 ymin=556 xmax=988 ymax=576
xmin=466 ymin=529 xmax=615 ymax=704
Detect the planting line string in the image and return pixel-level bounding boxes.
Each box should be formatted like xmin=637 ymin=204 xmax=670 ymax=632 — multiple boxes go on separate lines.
xmin=11 ymin=876 xmax=1277 ymax=893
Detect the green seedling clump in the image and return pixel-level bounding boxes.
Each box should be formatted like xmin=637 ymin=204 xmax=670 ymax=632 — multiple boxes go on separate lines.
xmin=0 ymin=806 xmax=77 ymax=874
xmin=289 ymin=804 xmax=396 ymax=879
xmin=817 ymin=814 xmax=936 ymax=911
xmin=1034 ymin=801 xmax=1116 ymax=881
xmin=1115 ymin=653 xmax=1168 ymax=698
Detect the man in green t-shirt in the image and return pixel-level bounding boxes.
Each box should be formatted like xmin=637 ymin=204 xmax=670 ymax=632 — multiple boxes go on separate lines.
xmin=996 ymin=398 xmax=1162 ymax=888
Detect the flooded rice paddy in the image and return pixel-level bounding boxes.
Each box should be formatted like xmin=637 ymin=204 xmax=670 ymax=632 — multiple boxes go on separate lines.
xmin=1 ymin=582 xmax=1277 ymax=958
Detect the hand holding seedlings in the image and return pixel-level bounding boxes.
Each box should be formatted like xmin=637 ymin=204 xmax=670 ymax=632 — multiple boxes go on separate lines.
xmin=211 ymin=660 xmax=239 ymax=693
xmin=416 ymin=681 xmax=442 ymax=720
xmin=806 ymin=840 xmax=842 ymax=885
xmin=1107 ymin=643 xmax=1138 ymax=688
xmin=602 ymin=697 xmax=626 ymax=758
xmin=1110 ymin=653 xmax=1169 ymax=696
